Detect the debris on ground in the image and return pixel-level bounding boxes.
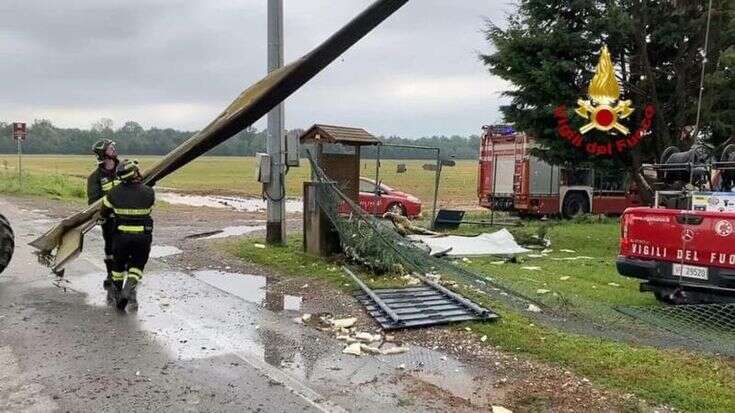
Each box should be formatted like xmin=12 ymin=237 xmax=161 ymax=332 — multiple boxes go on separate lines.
xmin=536 ymin=289 xmax=551 ymax=295
xmin=408 ymin=229 xmax=529 ymax=257
xmin=522 ymin=266 xmax=542 ymax=271
xmin=551 ymin=256 xmax=593 ymax=261
xmin=329 ymin=317 xmax=358 ymax=329
xmin=355 ymin=332 xmax=382 ymax=343
xmin=342 ymin=342 xmax=363 ymax=356
xmin=559 ymin=276 xmax=570 ymax=281
xmin=527 ymin=304 xmax=542 ymax=313
xmin=253 ymin=243 xmax=266 ymax=249
xmin=383 ymin=212 xmax=440 ymax=236
xmin=559 ymin=249 xmax=576 ymax=253
xmin=492 ymin=406 xmax=513 ymax=413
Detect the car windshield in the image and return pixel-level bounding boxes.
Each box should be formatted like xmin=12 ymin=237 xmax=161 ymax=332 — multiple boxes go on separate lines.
xmin=359 ymin=178 xmax=393 ymax=193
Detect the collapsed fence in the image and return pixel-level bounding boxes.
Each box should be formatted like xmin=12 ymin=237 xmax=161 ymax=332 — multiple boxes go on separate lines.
xmin=307 ymin=150 xmax=735 ymax=356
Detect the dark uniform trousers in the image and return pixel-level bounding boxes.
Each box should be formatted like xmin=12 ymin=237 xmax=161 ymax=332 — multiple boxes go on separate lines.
xmin=111 ymin=233 xmax=152 ymax=284
xmin=102 ymin=181 xmax=155 ymax=286
xmin=87 ymin=166 xmax=120 ymax=279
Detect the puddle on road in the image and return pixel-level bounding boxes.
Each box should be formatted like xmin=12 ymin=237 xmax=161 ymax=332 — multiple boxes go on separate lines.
xmin=158 ymin=192 xmax=303 ymax=213
xmin=64 ymin=266 xmax=498 ymax=410
xmin=193 ymin=270 xmax=301 ymax=312
xmin=200 ymin=225 xmax=266 ymax=240
xmin=150 ymin=245 xmax=183 ymax=258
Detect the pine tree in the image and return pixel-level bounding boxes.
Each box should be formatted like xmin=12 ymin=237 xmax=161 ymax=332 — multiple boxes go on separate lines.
xmin=482 ymin=0 xmax=734 ymax=171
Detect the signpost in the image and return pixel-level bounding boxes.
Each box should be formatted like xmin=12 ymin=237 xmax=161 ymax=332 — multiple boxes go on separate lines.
xmin=12 ymin=122 xmax=26 ymax=187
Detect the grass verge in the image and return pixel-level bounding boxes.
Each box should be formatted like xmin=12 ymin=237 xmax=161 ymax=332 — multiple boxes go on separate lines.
xmin=0 ymin=171 xmax=86 ymax=200
xmin=230 ymin=226 xmax=735 ymax=412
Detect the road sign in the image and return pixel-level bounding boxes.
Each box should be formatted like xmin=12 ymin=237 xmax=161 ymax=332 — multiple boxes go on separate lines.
xmin=12 ymin=122 xmax=26 ymax=141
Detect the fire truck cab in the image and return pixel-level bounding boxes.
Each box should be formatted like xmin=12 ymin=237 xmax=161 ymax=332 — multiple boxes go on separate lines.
xmin=477 ymin=125 xmax=640 ymax=218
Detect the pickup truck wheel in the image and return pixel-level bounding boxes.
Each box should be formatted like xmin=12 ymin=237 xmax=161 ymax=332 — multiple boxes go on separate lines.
xmin=561 ymin=193 xmax=589 ymax=219
xmin=0 ymin=214 xmax=14 ymax=275
xmin=387 ymin=203 xmax=406 ymax=216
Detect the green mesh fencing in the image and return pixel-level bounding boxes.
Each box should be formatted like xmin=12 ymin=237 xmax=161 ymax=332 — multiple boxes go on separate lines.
xmin=306 ymin=152 xmax=735 ymax=357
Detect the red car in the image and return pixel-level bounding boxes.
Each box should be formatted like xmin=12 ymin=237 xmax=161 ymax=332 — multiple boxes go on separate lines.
xmin=354 ymin=178 xmax=422 ymax=218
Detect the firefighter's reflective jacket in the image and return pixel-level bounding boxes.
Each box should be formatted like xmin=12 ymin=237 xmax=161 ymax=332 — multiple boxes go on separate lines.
xmin=87 ymin=165 xmax=120 ymax=205
xmin=101 ymin=182 xmax=155 ymax=235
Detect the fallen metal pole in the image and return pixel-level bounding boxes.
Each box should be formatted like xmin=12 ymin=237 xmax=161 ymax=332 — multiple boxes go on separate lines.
xmin=29 ymin=0 xmax=411 ymax=271
xmin=343 ymin=266 xmax=404 ymax=326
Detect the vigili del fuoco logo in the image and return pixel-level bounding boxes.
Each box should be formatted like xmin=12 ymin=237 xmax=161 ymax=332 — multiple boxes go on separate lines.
xmin=554 ymin=45 xmax=655 ymax=156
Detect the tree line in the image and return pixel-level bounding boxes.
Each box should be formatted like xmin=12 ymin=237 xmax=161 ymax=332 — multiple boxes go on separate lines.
xmin=0 ymin=120 xmax=482 ymax=159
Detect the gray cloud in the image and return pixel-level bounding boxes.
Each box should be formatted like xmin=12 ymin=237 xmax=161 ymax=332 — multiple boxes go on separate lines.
xmin=0 ymin=1 xmax=511 ymax=137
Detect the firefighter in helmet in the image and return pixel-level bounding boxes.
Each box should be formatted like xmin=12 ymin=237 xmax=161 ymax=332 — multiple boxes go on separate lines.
xmin=87 ymin=139 xmax=119 ymax=291
xmin=101 ymin=159 xmax=155 ymax=311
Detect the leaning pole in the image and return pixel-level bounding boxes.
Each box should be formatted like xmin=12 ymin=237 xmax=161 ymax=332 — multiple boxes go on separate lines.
xmin=30 ymin=0 xmax=410 ymax=272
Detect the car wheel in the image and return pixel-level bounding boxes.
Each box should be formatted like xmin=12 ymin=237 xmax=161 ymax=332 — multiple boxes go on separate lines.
xmin=561 ymin=193 xmax=589 ymax=219
xmin=387 ymin=203 xmax=406 ymax=216
xmin=0 ymin=214 xmax=15 ymax=275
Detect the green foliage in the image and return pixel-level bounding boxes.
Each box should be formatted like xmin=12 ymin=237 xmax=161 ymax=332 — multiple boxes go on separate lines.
xmin=482 ymin=0 xmax=735 ymax=167
xmin=0 ymin=172 xmax=85 ymax=200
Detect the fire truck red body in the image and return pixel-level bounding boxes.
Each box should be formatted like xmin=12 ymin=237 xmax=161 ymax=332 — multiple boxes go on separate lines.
xmin=618 ymin=205 xmax=735 ymax=303
xmin=477 ymin=125 xmax=641 ymax=217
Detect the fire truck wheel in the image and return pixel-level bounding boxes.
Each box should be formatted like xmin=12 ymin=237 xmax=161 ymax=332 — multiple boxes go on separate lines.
xmin=561 ymin=192 xmax=589 ymax=219
xmin=0 ymin=214 xmax=14 ymax=275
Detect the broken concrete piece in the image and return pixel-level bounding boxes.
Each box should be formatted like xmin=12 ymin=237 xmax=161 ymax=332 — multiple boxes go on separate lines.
xmin=336 ymin=335 xmax=359 ymax=344
xmin=359 ymin=344 xmax=382 ymax=355
xmin=342 ymin=343 xmax=362 ymax=356
xmin=355 ymin=332 xmax=382 ymax=343
xmin=381 ymin=346 xmax=409 ymax=355
xmin=330 ymin=317 xmax=357 ymax=329
xmin=526 ymin=304 xmax=542 ymax=313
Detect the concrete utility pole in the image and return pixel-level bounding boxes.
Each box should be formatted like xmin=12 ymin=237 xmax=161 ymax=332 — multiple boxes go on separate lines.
xmin=266 ymin=0 xmax=286 ymax=244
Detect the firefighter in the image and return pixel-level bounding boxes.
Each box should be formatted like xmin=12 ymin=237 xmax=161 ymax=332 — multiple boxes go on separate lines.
xmin=87 ymin=139 xmax=119 ymax=291
xmin=101 ymin=159 xmax=155 ymax=311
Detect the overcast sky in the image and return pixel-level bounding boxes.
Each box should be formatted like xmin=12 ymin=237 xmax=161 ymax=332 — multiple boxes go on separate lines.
xmin=1 ymin=1 xmax=512 ymax=138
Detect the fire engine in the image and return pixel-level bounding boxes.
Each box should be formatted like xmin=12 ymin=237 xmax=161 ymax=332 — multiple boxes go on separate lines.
xmin=477 ymin=125 xmax=642 ymax=218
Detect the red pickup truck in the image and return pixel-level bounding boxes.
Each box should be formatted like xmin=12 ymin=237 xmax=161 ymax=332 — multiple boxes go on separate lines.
xmin=617 ymin=207 xmax=735 ymax=303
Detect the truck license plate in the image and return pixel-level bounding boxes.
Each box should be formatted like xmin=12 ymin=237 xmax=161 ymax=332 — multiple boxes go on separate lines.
xmin=672 ymin=264 xmax=708 ymax=280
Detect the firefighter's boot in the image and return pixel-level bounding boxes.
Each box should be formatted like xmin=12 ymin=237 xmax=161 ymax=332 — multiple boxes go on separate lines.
xmin=107 ymin=281 xmax=122 ymax=306
xmin=103 ymin=258 xmax=114 ymax=290
xmin=117 ymin=279 xmax=138 ymax=311
xmin=126 ymin=283 xmax=138 ymax=312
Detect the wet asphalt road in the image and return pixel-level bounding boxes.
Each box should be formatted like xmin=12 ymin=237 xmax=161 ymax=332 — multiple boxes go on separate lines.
xmin=0 ymin=199 xmax=337 ymax=412
xmin=0 ymin=198 xmax=492 ymax=412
